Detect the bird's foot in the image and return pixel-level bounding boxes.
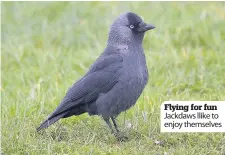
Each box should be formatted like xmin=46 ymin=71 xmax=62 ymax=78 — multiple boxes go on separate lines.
xmin=114 ymin=132 xmax=128 ymax=142
xmin=116 ymin=135 xmax=128 ymax=142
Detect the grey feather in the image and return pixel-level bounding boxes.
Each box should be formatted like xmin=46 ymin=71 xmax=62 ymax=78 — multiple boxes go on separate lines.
xmin=37 ymin=12 xmax=155 ymax=134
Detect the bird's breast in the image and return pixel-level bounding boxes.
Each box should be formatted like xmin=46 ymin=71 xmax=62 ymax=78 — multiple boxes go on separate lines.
xmin=123 ymin=51 xmax=148 ymax=86
xmin=118 ymin=50 xmax=149 ymax=101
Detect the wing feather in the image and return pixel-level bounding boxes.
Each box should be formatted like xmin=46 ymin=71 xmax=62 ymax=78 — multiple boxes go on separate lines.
xmin=48 ymin=47 xmax=123 ymax=118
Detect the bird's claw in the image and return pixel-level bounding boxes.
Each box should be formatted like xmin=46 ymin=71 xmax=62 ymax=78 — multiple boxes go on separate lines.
xmin=114 ymin=132 xmax=128 ymax=141
xmin=116 ymin=135 xmax=128 ymax=141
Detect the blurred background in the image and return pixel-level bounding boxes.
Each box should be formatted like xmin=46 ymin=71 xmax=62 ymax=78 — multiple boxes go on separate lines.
xmin=2 ymin=2 xmax=225 ymax=154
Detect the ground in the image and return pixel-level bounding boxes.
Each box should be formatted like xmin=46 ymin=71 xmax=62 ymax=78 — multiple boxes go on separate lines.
xmin=1 ymin=2 xmax=225 ymax=155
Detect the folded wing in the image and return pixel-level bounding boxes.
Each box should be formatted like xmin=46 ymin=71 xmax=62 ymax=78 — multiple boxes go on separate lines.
xmin=37 ymin=47 xmax=123 ymax=131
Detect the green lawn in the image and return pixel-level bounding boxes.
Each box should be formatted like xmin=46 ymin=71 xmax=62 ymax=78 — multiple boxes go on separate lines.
xmin=1 ymin=2 xmax=225 ymax=154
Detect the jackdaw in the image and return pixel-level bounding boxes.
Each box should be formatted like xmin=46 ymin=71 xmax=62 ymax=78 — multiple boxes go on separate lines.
xmin=37 ymin=12 xmax=155 ymax=140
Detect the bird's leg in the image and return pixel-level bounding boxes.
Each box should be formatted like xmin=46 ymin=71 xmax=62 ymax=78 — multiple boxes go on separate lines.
xmin=111 ymin=117 xmax=120 ymax=133
xmin=111 ymin=117 xmax=128 ymax=141
xmin=104 ymin=117 xmax=128 ymax=141
xmin=103 ymin=118 xmax=114 ymax=134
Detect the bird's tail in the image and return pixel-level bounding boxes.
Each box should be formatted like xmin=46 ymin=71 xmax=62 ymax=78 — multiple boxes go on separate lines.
xmin=36 ymin=112 xmax=67 ymax=132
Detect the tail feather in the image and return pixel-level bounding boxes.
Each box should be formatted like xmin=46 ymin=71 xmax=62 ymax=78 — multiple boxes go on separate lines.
xmin=37 ymin=112 xmax=67 ymax=132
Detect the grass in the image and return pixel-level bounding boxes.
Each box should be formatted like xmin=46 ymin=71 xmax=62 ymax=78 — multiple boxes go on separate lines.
xmin=1 ymin=1 xmax=225 ymax=154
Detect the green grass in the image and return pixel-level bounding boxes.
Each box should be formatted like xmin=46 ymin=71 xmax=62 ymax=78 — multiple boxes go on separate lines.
xmin=1 ymin=2 xmax=225 ymax=154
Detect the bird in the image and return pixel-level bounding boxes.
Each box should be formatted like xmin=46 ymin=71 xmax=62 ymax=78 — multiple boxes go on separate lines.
xmin=37 ymin=12 xmax=155 ymax=140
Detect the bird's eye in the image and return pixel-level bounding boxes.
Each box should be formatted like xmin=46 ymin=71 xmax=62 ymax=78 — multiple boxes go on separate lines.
xmin=129 ymin=25 xmax=134 ymax=29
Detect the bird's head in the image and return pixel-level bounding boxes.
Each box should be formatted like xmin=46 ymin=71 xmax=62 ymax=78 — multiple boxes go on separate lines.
xmin=108 ymin=12 xmax=155 ymax=46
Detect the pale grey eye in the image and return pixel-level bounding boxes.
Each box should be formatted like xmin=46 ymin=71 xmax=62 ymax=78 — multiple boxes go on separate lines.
xmin=129 ymin=25 xmax=134 ymax=29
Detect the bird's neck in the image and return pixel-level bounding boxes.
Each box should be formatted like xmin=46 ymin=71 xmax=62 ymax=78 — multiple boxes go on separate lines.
xmin=107 ymin=37 xmax=143 ymax=48
xmin=107 ymin=29 xmax=144 ymax=47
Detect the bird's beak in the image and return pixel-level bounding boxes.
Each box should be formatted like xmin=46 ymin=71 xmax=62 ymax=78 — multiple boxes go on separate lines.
xmin=144 ymin=23 xmax=155 ymax=31
xmin=138 ymin=22 xmax=155 ymax=32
